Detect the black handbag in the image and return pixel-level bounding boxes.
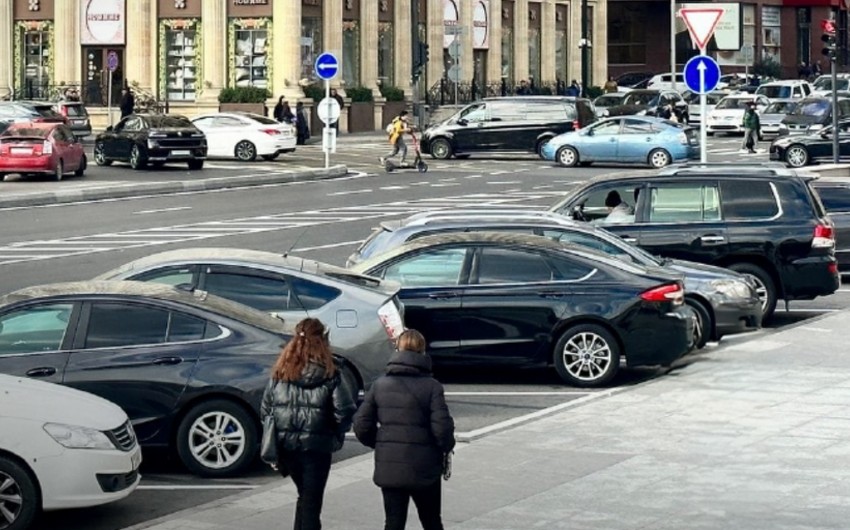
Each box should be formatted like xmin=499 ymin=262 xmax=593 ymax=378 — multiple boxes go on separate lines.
xmin=260 ymin=415 xmax=278 ymax=465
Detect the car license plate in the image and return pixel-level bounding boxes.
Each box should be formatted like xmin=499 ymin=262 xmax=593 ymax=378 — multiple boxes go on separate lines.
xmin=171 ymin=150 xmax=190 ymax=156
xmin=131 ymin=449 xmax=142 ymax=470
xmin=72 ymin=119 xmax=86 ymax=125
xmin=10 ymin=147 xmax=31 ymax=155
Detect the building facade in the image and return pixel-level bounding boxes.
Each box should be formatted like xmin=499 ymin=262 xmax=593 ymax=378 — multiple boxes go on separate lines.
xmin=608 ymin=0 xmax=850 ymax=80
xmin=0 ymin=0 xmax=608 ymax=128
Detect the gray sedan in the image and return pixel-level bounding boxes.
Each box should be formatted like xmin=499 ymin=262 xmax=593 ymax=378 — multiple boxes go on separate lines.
xmin=94 ymin=248 xmax=404 ymax=392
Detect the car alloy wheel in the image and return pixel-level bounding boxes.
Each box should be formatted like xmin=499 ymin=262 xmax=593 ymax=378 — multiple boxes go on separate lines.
xmin=648 ymin=148 xmax=672 ymax=169
xmin=556 ymin=146 xmax=579 ymax=167
xmin=54 ymin=160 xmax=63 ymax=182
xmin=553 ymin=324 xmax=620 ymax=387
xmin=235 ymin=140 xmax=257 ymax=162
xmin=129 ymin=145 xmax=146 ymax=170
xmin=94 ymin=143 xmax=110 ymax=166
xmin=684 ymin=298 xmax=711 ymax=350
xmin=430 ymin=138 xmax=452 ymax=160
xmin=188 ymin=411 xmax=246 ymax=470
xmin=74 ymin=154 xmax=87 ymax=177
xmin=729 ymin=263 xmax=776 ymax=321
xmin=176 ymin=399 xmax=257 ymax=477
xmin=785 ymin=145 xmax=809 ymax=168
xmin=0 ymin=457 xmax=39 ymax=530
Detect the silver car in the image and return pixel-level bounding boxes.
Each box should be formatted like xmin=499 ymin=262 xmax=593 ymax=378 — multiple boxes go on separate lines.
xmin=760 ymin=99 xmax=798 ymax=137
xmin=94 ymin=248 xmax=404 ymax=392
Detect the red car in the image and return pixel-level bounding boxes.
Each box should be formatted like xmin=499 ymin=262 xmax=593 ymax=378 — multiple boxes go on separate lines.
xmin=0 ymin=122 xmax=86 ymax=181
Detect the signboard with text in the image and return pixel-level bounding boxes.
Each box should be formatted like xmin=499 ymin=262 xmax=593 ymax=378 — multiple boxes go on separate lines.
xmin=80 ymin=0 xmax=126 ymax=45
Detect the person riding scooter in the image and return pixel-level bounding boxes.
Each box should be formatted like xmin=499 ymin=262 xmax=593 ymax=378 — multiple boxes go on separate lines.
xmin=380 ymin=110 xmax=411 ymax=166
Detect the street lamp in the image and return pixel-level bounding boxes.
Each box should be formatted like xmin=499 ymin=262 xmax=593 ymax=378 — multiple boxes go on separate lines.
xmin=580 ymin=0 xmax=589 ymax=97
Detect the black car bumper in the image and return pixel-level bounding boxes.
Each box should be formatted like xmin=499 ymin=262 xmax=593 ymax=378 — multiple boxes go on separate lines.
xmin=621 ymin=306 xmax=694 ymax=367
xmin=147 ymin=148 xmax=207 ymax=162
xmin=713 ymin=299 xmax=762 ymax=339
xmin=783 ymin=255 xmax=840 ymax=301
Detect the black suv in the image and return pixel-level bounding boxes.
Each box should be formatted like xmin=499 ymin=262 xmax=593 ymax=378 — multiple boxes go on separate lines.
xmin=605 ymin=89 xmax=689 ymax=123
xmin=420 ymin=96 xmax=597 ymax=159
xmin=549 ymin=164 xmax=839 ymax=321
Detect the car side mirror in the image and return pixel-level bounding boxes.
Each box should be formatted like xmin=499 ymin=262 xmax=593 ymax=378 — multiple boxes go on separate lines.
xmin=106 ymin=125 xmax=113 ymax=132
xmin=571 ymin=205 xmax=587 ymax=221
xmin=585 ymin=129 xmax=595 ymax=136
xmin=457 ymin=118 xmax=468 ymax=126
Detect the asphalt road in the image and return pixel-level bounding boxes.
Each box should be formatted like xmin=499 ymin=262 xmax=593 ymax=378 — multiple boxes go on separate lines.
xmin=13 ymin=134 xmax=846 ymax=530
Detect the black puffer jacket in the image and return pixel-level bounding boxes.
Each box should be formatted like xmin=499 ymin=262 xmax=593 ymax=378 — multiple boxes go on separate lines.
xmin=260 ymin=362 xmax=356 ymax=453
xmin=353 ymin=350 xmax=455 ymax=489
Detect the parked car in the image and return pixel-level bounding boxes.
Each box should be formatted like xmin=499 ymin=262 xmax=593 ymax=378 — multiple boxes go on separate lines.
xmin=687 ymin=91 xmax=729 ymax=125
xmin=191 ymin=112 xmax=296 ymax=162
xmin=0 ymin=122 xmax=86 ymax=181
xmin=756 ymin=80 xmax=813 ymax=100
xmin=53 ymin=101 xmax=92 ymax=138
xmin=549 ymin=164 xmax=840 ymax=321
xmin=770 ymin=119 xmax=850 ymax=167
xmin=604 ymin=89 xmax=689 ymax=122
xmin=0 ymin=120 xmax=9 ymax=135
xmin=781 ymin=96 xmax=850 ymax=135
xmin=0 ymin=281 xmax=296 ymax=477
xmin=350 ymin=232 xmax=695 ymax=387
xmin=0 ymin=374 xmax=142 ymax=530
xmin=615 ymin=72 xmax=654 ymax=92
xmin=347 ymin=210 xmax=761 ymax=349
xmin=0 ymin=101 xmax=67 ymax=125
xmin=593 ymin=93 xmax=627 ymax=117
xmin=759 ymin=99 xmax=798 ymax=137
xmin=540 ymin=116 xmax=699 ymax=169
xmin=93 ymin=247 xmax=404 ymax=391
xmin=716 ymin=73 xmax=751 ymax=90
xmin=419 ymin=96 xmax=597 ymax=159
xmin=705 ymin=94 xmax=770 ymax=135
xmin=93 ymin=114 xmax=207 ymax=170
xmin=646 ymin=73 xmax=686 ymax=92
xmin=810 ymin=180 xmax=850 ymax=272
xmin=811 ymin=74 xmax=850 ymax=96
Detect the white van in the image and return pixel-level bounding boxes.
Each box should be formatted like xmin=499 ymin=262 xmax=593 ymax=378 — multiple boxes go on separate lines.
xmin=647 ymin=73 xmax=687 ymax=92
xmin=755 ymin=80 xmax=813 ymax=100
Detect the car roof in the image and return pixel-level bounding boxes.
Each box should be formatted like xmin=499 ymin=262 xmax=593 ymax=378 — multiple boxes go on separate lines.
xmin=583 ymin=164 xmax=813 ymax=184
xmin=759 ymin=80 xmax=808 ymax=86
xmin=481 ymin=96 xmax=589 ymax=103
xmin=192 ymin=112 xmax=266 ymax=120
xmin=0 ymin=280 xmax=288 ymax=334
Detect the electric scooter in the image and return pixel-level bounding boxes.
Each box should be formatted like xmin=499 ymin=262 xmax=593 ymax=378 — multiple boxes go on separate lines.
xmin=384 ymin=130 xmax=428 ymax=173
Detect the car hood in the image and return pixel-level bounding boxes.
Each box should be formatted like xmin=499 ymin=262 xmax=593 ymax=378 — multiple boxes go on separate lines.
xmin=708 ymin=109 xmax=745 ymax=119
xmin=666 ymin=259 xmax=748 ymax=281
xmin=782 ymin=115 xmax=823 ymax=126
xmin=760 ymin=114 xmax=786 ymax=124
xmin=0 ymin=374 xmax=127 ymax=430
xmin=688 ymin=104 xmax=717 ymax=114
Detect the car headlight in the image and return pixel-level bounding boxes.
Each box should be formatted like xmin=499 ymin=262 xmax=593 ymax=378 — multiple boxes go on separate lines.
xmin=709 ymin=279 xmax=753 ymax=299
xmin=147 ymin=139 xmax=159 ymax=149
xmin=808 ymin=124 xmax=824 ymax=132
xmin=43 ymin=423 xmax=115 ymax=450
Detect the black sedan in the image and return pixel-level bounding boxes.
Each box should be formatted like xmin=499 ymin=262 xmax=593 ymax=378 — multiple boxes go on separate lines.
xmin=605 ymin=89 xmax=689 ymax=122
xmin=94 ymin=114 xmax=207 ymax=170
xmin=770 ymin=120 xmax=850 ymax=167
xmin=350 ymin=232 xmax=695 ymax=387
xmin=0 ymin=281 xmax=291 ymax=477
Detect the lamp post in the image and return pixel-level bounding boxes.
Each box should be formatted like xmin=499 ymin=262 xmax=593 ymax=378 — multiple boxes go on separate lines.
xmin=580 ymin=0 xmax=589 ymax=97
xmin=671 ymin=0 xmax=677 ymax=91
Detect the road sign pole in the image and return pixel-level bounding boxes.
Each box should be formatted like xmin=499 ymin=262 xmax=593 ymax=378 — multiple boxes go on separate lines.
xmin=699 ymin=48 xmax=707 ymax=163
xmin=107 ymin=72 xmax=113 ymax=127
xmin=454 ymin=36 xmax=459 ymax=105
xmin=325 ymin=79 xmax=330 ymax=169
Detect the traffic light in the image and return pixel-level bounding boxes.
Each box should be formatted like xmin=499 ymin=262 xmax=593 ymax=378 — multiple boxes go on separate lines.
xmin=822 ymin=19 xmax=837 ymax=61
xmin=412 ymin=42 xmax=430 ymax=83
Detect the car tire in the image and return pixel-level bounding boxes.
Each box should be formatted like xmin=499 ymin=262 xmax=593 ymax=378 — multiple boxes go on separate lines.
xmin=337 ymin=360 xmax=363 ymax=402
xmin=188 ymin=159 xmax=204 ymax=170
xmin=707 ymin=132 xmax=715 ymax=137
xmin=684 ymin=298 xmax=712 ymax=350
xmin=555 ymin=146 xmax=579 ymax=168
xmin=129 ymin=144 xmax=147 ymax=170
xmin=553 ymin=324 xmax=620 ymax=387
xmin=176 ymin=399 xmax=258 ymax=478
xmin=429 ymin=138 xmax=453 ymax=160
xmin=0 ymin=456 xmax=40 ymax=530
xmin=74 ymin=155 xmax=87 ymax=177
xmin=785 ymin=145 xmax=809 ymax=168
xmin=648 ymin=148 xmax=672 ymax=169
xmin=535 ymin=137 xmax=552 ymax=157
xmin=729 ymin=263 xmax=777 ymax=321
xmin=261 ymin=153 xmax=279 ymax=161
xmin=54 ymin=160 xmax=63 ymax=181
xmin=235 ymin=140 xmax=257 ymax=162
xmin=93 ymin=142 xmax=111 ymax=166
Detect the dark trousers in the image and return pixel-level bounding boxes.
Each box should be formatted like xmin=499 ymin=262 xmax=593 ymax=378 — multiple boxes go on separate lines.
xmin=381 ymin=480 xmax=444 ymax=530
xmin=280 ymin=450 xmax=332 ymax=530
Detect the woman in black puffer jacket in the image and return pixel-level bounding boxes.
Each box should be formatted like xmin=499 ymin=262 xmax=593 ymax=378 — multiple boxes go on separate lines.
xmin=353 ymin=329 xmax=455 ymax=530
xmin=261 ymin=318 xmax=356 ymax=530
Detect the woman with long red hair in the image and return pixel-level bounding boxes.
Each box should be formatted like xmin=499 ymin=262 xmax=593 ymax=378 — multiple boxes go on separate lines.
xmin=261 ymin=318 xmax=356 ymax=530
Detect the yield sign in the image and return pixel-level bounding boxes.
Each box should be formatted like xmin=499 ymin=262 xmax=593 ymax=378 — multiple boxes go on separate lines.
xmin=679 ymin=8 xmax=724 ymax=50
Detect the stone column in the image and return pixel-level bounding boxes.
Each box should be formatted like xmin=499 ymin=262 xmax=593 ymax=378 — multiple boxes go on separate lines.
xmin=460 ymin=1 xmax=474 ymax=82
xmin=126 ymin=0 xmax=154 ymax=91
xmin=324 ymin=0 xmax=343 ymax=89
xmin=541 ymin=0 xmax=556 ymax=83
xmin=426 ymin=0 xmax=443 ymax=93
xmin=487 ymin=0 xmax=503 ymax=85
xmin=360 ymin=0 xmax=379 ymax=95
xmin=273 ymin=0 xmax=302 ymax=99
xmin=592 ymin=0 xmax=607 ymax=89
xmin=513 ymin=0 xmax=529 ymax=82
xmin=54 ymin=0 xmax=81 ymax=87
xmin=201 ymin=0 xmax=227 ymax=101
xmin=0 ymin=0 xmax=12 ymax=98
xmin=394 ymin=0 xmax=412 ymax=96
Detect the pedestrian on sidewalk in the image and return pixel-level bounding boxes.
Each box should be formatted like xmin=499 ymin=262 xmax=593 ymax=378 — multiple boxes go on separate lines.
xmin=330 ymin=88 xmax=345 ymax=131
xmin=741 ymin=101 xmax=761 ymax=154
xmin=295 ymin=101 xmax=310 ymax=145
xmin=380 ymin=110 xmax=411 ymax=166
xmin=261 ymin=318 xmax=356 ymax=530
xmin=353 ymin=329 xmax=456 ymax=530
xmin=119 ymin=87 xmax=134 ymax=119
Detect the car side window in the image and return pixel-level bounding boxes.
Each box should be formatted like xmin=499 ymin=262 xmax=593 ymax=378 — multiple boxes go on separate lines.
xmin=578 ymin=184 xmax=640 ymax=222
xmin=85 ymin=303 xmax=170 ymax=348
xmin=546 ymin=255 xmax=596 ymax=281
xmin=290 ymin=277 xmax=341 ymax=310
xmin=381 ymin=248 xmax=467 ymax=287
xmin=649 ymin=184 xmax=721 ymax=223
xmin=192 ymin=117 xmax=214 ymax=128
xmin=814 ymin=185 xmax=850 ymax=213
xmin=203 ymin=269 xmax=303 ymax=313
xmin=213 ymin=117 xmax=245 ymax=128
xmin=167 ymin=312 xmax=208 ymax=342
xmin=476 ymin=248 xmax=554 ymax=284
xmin=132 ymin=266 xmax=197 ymax=289
xmin=622 ymin=119 xmax=655 ymax=134
xmin=589 ymin=120 xmax=621 ymax=136
xmin=720 ymin=180 xmax=779 ymax=220
xmin=541 ymin=230 xmax=634 ymax=261
xmin=0 ymin=303 xmax=73 ymax=355
xmin=459 ymin=103 xmax=488 ymax=122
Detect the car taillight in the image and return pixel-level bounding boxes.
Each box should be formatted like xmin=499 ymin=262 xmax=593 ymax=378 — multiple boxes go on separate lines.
xmin=261 ymin=128 xmax=280 ymax=136
xmin=640 ymin=282 xmax=684 ymax=305
xmin=813 ymin=224 xmax=835 ymax=248
xmin=829 ymin=261 xmax=839 ymax=275
xmin=678 ymin=132 xmax=688 ymax=144
xmin=573 ymin=119 xmax=581 ymax=130
xmin=377 ymin=300 xmax=405 ymax=340
xmin=60 ymin=106 xmax=68 ymax=117
xmin=41 ymin=141 xmax=52 ymax=155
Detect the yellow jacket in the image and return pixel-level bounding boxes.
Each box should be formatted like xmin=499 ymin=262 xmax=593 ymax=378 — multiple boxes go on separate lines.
xmin=389 ymin=118 xmax=407 ymax=144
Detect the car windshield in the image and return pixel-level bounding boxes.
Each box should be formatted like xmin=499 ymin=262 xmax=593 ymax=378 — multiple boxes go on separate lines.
xmin=148 ymin=116 xmax=194 ymax=128
xmin=63 ymin=105 xmax=87 ymax=117
xmin=1 ymin=127 xmax=50 ymax=138
xmin=764 ymin=101 xmax=796 ymax=114
xmin=623 ymin=93 xmax=659 ymax=106
xmin=594 ymin=95 xmax=624 ymax=107
xmin=757 ymin=85 xmax=793 ymax=98
xmin=814 ymin=77 xmax=850 ymax=91
xmin=715 ymin=98 xmax=750 ymax=110
xmin=791 ymin=100 xmax=830 ymax=117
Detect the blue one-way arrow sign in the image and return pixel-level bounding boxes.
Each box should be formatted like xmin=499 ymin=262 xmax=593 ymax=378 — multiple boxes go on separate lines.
xmin=314 ymin=52 xmax=339 ymax=81
xmin=683 ymin=55 xmax=720 ymax=94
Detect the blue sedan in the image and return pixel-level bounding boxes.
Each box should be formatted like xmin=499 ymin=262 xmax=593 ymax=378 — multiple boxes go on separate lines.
xmin=541 ymin=116 xmax=700 ymax=168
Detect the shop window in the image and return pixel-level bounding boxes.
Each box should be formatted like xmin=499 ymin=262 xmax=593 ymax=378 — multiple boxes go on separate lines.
xmin=501 ymin=27 xmax=513 ymax=83
xmin=556 ymin=29 xmax=568 ymax=82
xmin=342 ymin=20 xmax=361 ymax=87
xmin=231 ymin=20 xmax=269 ymax=89
xmin=301 ymin=16 xmax=322 ymax=81
xmin=14 ymin=22 xmax=53 ymax=100
xmin=762 ymin=6 xmax=781 ymax=63
xmin=528 ymin=28 xmax=541 ymax=84
xmin=161 ymin=20 xmax=199 ymax=101
xmin=607 ymin=3 xmax=646 ymax=65
xmin=378 ymin=22 xmax=394 ymax=86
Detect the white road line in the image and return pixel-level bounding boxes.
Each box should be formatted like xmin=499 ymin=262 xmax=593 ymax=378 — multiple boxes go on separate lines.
xmin=445 ymin=391 xmax=592 ymax=396
xmin=133 ymin=206 xmax=193 ymax=215
xmin=464 ymin=175 xmax=483 ymax=179
xmin=489 ymin=170 xmax=511 ymax=175
xmin=487 ymin=181 xmax=522 ymax=185
xmin=327 ymin=189 xmax=373 ymax=196
xmin=137 ymin=485 xmax=259 ymax=491
xmin=379 ymin=186 xmax=408 ymax=190
xmin=294 ymin=240 xmax=364 ymax=251
xmin=430 ymin=183 xmax=460 ymax=187
xmin=783 ymin=308 xmax=839 ymax=313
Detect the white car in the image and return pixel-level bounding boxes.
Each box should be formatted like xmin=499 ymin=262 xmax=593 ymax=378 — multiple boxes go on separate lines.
xmin=686 ymin=91 xmax=729 ymax=125
xmin=706 ymin=94 xmax=770 ymax=135
xmin=191 ymin=112 xmax=297 ymax=162
xmin=755 ymin=80 xmax=813 ymax=100
xmin=0 ymin=374 xmax=141 ymax=530
xmin=646 ymin=73 xmax=687 ymax=92
xmin=811 ymin=74 xmax=850 ymax=96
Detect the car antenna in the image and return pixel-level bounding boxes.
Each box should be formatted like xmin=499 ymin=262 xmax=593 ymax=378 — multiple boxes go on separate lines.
xmin=282 ymin=229 xmax=308 ymax=259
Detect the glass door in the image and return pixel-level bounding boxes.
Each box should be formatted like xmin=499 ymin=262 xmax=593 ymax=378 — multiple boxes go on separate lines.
xmin=83 ymin=47 xmax=125 ymax=106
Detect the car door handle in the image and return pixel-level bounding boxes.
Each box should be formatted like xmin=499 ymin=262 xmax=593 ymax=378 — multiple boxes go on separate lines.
xmin=26 ymin=367 xmax=57 ymax=377
xmin=622 ymin=237 xmax=637 ymax=244
xmin=152 ymin=356 xmax=183 ymax=366
xmin=428 ymin=291 xmax=460 ymax=300
xmin=700 ymin=235 xmax=726 ymax=244
xmin=538 ymin=291 xmax=566 ymax=299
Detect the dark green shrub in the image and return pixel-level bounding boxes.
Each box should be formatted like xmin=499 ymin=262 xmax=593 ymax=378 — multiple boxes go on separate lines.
xmin=218 ymin=86 xmax=271 ymax=103
xmin=380 ymin=85 xmax=405 ymax=102
xmin=346 ymin=86 xmax=375 ymax=102
xmin=753 ymin=56 xmax=782 ymax=80
xmin=302 ymin=84 xmax=324 ymax=101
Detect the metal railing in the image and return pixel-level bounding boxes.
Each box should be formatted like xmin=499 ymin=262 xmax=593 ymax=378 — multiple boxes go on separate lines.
xmin=9 ymin=83 xmax=167 ymax=114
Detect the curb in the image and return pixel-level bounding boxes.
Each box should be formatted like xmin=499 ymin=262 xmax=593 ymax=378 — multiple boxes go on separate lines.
xmin=0 ymin=165 xmax=349 ymax=209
